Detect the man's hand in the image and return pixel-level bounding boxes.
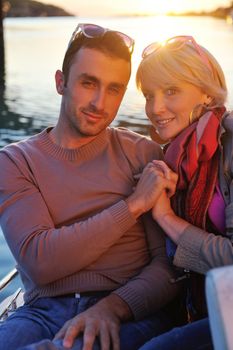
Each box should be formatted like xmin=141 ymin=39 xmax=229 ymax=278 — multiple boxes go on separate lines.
xmin=126 ymin=161 xmax=177 ymax=219
xmin=54 ymin=294 xmax=132 ymax=350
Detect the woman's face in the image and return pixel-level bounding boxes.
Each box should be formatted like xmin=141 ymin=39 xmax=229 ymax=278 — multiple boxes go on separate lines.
xmin=143 ymin=80 xmax=208 ymax=141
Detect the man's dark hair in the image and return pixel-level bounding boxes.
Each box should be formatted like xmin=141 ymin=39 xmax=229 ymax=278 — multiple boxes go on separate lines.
xmin=62 ymin=32 xmax=132 ymax=85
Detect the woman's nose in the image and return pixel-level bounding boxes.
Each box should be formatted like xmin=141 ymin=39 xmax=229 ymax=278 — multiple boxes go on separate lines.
xmin=152 ymin=95 xmax=166 ymax=115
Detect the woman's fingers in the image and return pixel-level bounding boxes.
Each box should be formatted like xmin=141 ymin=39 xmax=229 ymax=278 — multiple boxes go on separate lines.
xmin=152 ymin=160 xmax=178 ymax=188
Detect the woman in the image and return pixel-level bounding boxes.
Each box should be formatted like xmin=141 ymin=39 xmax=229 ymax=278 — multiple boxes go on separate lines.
xmin=136 ymin=36 xmax=233 ymax=349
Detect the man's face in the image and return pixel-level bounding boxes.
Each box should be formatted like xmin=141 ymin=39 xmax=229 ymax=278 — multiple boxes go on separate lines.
xmin=56 ymin=47 xmax=131 ymax=145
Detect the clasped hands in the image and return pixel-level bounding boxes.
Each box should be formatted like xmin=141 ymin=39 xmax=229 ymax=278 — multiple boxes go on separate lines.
xmin=126 ymin=160 xmax=178 ymax=220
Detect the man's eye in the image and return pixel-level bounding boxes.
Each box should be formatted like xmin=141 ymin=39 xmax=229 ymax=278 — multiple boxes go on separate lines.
xmin=108 ymin=86 xmax=121 ymax=95
xmin=81 ymin=80 xmax=96 ymax=88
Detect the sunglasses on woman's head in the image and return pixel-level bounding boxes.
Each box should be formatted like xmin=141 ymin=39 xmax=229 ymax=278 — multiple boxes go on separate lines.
xmin=142 ymin=35 xmax=212 ymax=72
xmin=67 ymin=23 xmax=135 ymax=54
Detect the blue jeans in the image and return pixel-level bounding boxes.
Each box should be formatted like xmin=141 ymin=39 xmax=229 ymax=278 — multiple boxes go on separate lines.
xmin=0 ymin=294 xmax=176 ymax=350
xmin=139 ymin=318 xmax=213 ymax=350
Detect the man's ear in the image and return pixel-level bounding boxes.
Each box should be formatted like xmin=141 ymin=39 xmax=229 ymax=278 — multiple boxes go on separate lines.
xmin=55 ymin=70 xmax=65 ymax=95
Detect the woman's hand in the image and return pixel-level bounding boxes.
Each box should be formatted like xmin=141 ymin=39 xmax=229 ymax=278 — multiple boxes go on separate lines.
xmin=149 ymin=162 xmax=177 ymax=234
xmin=149 ymin=161 xmax=190 ymax=243
xmin=151 ymin=160 xmax=178 ymax=198
xmin=151 ymin=190 xmax=174 ymax=222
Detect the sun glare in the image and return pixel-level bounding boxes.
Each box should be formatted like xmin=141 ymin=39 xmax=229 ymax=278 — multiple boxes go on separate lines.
xmin=137 ymin=0 xmax=187 ymax=15
xmin=139 ymin=0 xmax=171 ymax=15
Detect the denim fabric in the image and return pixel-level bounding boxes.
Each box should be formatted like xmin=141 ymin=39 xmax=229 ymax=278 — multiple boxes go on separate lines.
xmin=139 ymin=318 xmax=214 ymax=350
xmin=0 ymin=294 xmax=175 ymax=350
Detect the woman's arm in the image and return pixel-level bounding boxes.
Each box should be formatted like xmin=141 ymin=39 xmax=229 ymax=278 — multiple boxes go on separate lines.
xmin=152 ymin=186 xmax=233 ymax=275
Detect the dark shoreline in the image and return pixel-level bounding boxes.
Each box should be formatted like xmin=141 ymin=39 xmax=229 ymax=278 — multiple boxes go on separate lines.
xmin=4 ymin=0 xmax=75 ymax=18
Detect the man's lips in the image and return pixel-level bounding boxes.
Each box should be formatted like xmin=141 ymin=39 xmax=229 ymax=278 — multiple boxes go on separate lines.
xmin=82 ymin=110 xmax=104 ymax=121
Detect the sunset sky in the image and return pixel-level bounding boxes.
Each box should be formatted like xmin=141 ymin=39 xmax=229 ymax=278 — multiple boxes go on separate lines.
xmin=38 ymin=0 xmax=232 ymax=16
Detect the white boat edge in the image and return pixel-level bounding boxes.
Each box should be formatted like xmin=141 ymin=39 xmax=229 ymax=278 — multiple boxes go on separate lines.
xmin=0 ymin=269 xmax=24 ymax=322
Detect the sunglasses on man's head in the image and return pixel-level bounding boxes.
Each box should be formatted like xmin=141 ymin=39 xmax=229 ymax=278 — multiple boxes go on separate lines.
xmin=142 ymin=35 xmax=212 ymax=72
xmin=67 ymin=23 xmax=135 ymax=54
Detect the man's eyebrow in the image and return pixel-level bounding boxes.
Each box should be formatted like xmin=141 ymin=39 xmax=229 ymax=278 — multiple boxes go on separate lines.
xmin=78 ymin=73 xmax=99 ymax=83
xmin=109 ymin=82 xmax=126 ymax=90
xmin=79 ymin=73 xmax=126 ymax=90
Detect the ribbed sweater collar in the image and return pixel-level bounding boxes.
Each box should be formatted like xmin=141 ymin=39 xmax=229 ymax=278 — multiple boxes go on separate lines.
xmin=37 ymin=127 xmax=109 ymax=161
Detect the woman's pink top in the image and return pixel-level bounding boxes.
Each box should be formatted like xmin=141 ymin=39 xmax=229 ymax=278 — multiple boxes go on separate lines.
xmin=208 ymin=184 xmax=226 ymax=234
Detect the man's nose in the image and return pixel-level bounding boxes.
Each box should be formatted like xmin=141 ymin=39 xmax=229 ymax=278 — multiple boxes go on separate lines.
xmin=90 ymin=89 xmax=106 ymax=111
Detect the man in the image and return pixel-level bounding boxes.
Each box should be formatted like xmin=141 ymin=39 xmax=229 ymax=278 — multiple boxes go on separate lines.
xmin=0 ymin=24 xmax=179 ymax=350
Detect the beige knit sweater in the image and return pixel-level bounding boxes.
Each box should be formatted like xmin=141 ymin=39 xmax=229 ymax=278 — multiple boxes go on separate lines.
xmin=0 ymin=126 xmax=178 ymax=320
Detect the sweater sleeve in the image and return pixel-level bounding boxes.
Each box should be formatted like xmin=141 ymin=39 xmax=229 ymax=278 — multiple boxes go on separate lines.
xmin=0 ymin=152 xmax=136 ymax=286
xmin=173 ymin=224 xmax=233 ymax=274
xmin=113 ymin=213 xmax=180 ymax=320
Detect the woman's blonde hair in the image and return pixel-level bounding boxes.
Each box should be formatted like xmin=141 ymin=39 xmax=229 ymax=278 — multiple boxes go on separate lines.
xmin=136 ymin=39 xmax=227 ymax=106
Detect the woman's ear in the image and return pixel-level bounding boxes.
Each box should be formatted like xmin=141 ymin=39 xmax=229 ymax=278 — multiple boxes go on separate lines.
xmin=204 ymin=95 xmax=213 ymax=106
xmin=55 ymin=70 xmax=65 ymax=95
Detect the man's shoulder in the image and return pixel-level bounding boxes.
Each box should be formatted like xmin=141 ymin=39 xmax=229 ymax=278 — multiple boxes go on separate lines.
xmin=107 ymin=127 xmax=163 ymax=164
xmin=109 ymin=126 xmax=158 ymax=147
xmin=110 ymin=126 xmax=146 ymax=138
xmin=0 ymin=129 xmax=46 ymax=159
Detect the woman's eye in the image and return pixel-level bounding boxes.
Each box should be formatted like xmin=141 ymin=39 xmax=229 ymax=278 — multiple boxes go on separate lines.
xmin=144 ymin=93 xmax=153 ymax=101
xmin=165 ymin=88 xmax=177 ymax=96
